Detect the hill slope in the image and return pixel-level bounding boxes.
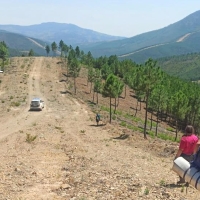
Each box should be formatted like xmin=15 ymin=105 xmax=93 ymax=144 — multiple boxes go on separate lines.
xmin=1 ymin=11 xmax=200 ymax=62
xmin=80 ymin=10 xmax=200 ymax=63
xmin=157 ymin=52 xmax=200 ymax=81
xmin=0 ymin=22 xmax=125 ymax=45
xmin=0 ymin=57 xmax=199 ymax=199
xmin=118 ymin=31 xmax=200 ymax=63
xmin=0 ymin=30 xmax=47 ymax=56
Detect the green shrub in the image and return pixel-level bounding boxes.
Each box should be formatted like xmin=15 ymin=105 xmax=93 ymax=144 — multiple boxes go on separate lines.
xmin=26 ymin=133 xmax=37 ymax=143
xmin=158 ymin=132 xmax=176 ymax=141
xmin=120 ymin=121 xmax=126 ymax=127
xmin=10 ymin=101 xmax=20 ymax=107
xmin=147 ymin=131 xmax=155 ymax=138
xmin=55 ymin=126 xmax=62 ymax=130
xmin=144 ymin=187 xmax=149 ymax=195
xmin=115 ymin=110 xmax=122 ymax=115
xmin=100 ymin=105 xmax=109 ymax=112
xmin=159 ymin=179 xmax=166 ymax=186
xmin=112 ymin=115 xmax=116 ymax=120
xmin=166 ymin=127 xmax=174 ymax=132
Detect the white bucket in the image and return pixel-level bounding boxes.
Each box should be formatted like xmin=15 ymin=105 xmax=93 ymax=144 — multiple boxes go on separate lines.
xmin=172 ymin=157 xmax=200 ymax=190
xmin=172 ymin=157 xmax=190 ymax=177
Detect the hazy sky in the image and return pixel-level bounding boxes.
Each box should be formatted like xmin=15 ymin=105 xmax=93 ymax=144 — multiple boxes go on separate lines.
xmin=0 ymin=0 xmax=200 ymax=37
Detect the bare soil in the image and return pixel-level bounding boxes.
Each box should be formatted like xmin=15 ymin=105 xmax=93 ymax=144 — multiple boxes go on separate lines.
xmin=0 ymin=57 xmax=199 ymax=200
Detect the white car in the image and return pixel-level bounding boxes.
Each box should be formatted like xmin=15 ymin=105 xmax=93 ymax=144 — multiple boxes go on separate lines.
xmin=30 ymin=98 xmax=44 ymax=111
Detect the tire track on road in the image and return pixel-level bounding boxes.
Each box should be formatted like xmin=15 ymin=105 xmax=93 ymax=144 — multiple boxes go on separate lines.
xmin=0 ymin=57 xmax=46 ymax=140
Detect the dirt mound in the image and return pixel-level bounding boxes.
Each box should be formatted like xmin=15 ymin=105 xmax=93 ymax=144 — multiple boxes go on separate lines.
xmin=0 ymin=57 xmax=199 ymax=199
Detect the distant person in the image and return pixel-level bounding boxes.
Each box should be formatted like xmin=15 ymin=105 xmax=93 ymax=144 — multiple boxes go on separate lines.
xmin=96 ymin=113 xmax=100 ymax=126
xmin=174 ymin=125 xmax=198 ymax=184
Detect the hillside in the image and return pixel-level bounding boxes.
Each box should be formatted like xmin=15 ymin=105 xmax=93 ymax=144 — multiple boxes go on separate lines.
xmin=1 ymin=11 xmax=200 ymax=63
xmin=0 ymin=57 xmax=199 ymax=199
xmin=118 ymin=31 xmax=200 ymax=64
xmin=0 ymin=22 xmax=125 ymax=45
xmin=80 ymin=10 xmax=200 ymax=63
xmin=0 ymin=30 xmax=47 ymax=56
xmin=157 ymin=52 xmax=200 ymax=81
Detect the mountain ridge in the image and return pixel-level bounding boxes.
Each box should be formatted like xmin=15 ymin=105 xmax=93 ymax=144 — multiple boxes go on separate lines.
xmin=79 ymin=10 xmax=200 ymax=62
xmin=1 ymin=10 xmax=200 ymax=63
xmin=0 ymin=22 xmax=125 ymax=45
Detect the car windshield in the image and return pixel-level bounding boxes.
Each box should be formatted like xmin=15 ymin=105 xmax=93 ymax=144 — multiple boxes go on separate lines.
xmin=31 ymin=101 xmax=40 ymax=106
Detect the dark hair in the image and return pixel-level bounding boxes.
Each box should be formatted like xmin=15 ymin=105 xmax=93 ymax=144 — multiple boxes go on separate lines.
xmin=185 ymin=125 xmax=194 ymax=135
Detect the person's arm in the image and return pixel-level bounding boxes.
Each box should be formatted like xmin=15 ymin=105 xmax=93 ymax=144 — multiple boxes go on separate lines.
xmin=175 ymin=148 xmax=183 ymax=160
xmin=174 ymin=137 xmax=185 ymax=160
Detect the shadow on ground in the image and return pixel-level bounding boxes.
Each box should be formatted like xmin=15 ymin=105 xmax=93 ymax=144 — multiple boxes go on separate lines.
xmin=113 ymin=134 xmax=129 ymax=140
xmin=89 ymin=124 xmax=106 ymax=127
xmin=164 ymin=183 xmax=187 ymax=188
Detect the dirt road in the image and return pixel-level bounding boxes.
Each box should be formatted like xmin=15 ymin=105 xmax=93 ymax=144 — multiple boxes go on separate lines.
xmin=0 ymin=57 xmax=199 ymax=199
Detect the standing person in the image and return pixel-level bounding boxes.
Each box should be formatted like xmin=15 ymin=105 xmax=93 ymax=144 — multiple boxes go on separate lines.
xmin=96 ymin=113 xmax=100 ymax=126
xmin=174 ymin=125 xmax=198 ymax=184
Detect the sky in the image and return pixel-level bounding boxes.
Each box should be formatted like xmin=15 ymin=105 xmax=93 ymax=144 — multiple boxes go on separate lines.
xmin=0 ymin=0 xmax=200 ymax=38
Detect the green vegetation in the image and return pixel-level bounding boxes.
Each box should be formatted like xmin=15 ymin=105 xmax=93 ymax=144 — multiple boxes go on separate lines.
xmin=10 ymin=101 xmax=20 ymax=107
xmin=51 ymin=41 xmax=57 ymax=57
xmin=82 ymin=12 xmax=200 ymax=64
xmin=45 ymin=45 xmax=50 ymax=56
xmin=118 ymin=39 xmax=200 ymax=64
xmin=1 ymin=11 xmax=200 ymax=65
xmin=28 ymin=49 xmax=34 ymax=56
xmin=55 ymin=126 xmax=64 ymax=133
xmin=0 ymin=30 xmax=47 ymax=57
xmin=96 ymin=105 xmax=178 ymax=142
xmin=70 ymin=44 xmax=200 ymax=141
xmin=144 ymin=187 xmax=149 ymax=195
xmin=159 ymin=180 xmax=166 ymax=186
xmin=102 ymin=74 xmax=124 ymax=123
xmin=2 ymin=35 xmax=200 ymax=143
xmin=32 ymin=122 xmax=37 ymax=126
xmin=26 ymin=133 xmax=37 ymax=143
xmin=157 ymin=53 xmax=200 ymax=81
xmin=0 ymin=41 xmax=9 ymax=70
xmin=68 ymin=50 xmax=81 ymax=94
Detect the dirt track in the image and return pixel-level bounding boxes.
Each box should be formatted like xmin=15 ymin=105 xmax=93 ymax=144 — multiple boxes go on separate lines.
xmin=0 ymin=57 xmax=199 ymax=199
xmin=0 ymin=57 xmax=45 ymax=140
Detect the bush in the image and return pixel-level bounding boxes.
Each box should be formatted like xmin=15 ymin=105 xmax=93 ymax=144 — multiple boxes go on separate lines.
xmin=120 ymin=121 xmax=126 ymax=127
xmin=26 ymin=133 xmax=37 ymax=143
xmin=10 ymin=102 xmax=20 ymax=107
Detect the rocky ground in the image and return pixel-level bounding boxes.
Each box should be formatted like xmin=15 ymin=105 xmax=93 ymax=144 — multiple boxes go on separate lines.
xmin=0 ymin=57 xmax=199 ymax=200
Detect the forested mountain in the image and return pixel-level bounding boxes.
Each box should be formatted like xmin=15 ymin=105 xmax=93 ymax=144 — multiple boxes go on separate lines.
xmin=0 ymin=30 xmax=47 ymax=56
xmin=1 ymin=10 xmax=200 ymax=65
xmin=80 ymin=10 xmax=200 ymax=63
xmin=118 ymin=31 xmax=200 ymax=63
xmin=157 ymin=52 xmax=200 ymax=81
xmin=0 ymin=22 xmax=125 ymax=45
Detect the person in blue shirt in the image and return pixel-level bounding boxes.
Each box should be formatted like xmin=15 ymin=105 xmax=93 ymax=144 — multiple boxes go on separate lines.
xmin=96 ymin=113 xmax=100 ymax=126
